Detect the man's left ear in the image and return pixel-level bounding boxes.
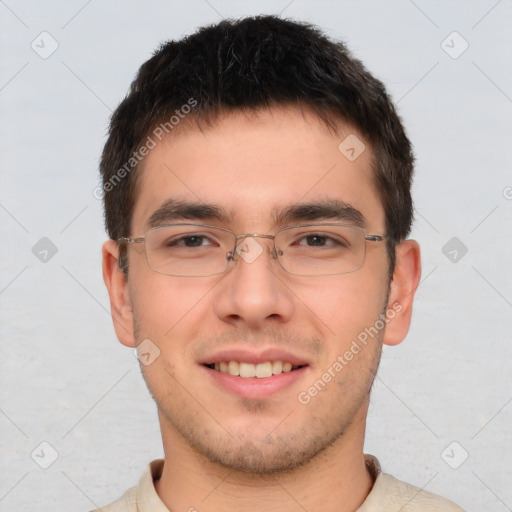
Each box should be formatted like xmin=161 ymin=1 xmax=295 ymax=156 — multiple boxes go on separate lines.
xmin=383 ymin=239 xmax=421 ymax=346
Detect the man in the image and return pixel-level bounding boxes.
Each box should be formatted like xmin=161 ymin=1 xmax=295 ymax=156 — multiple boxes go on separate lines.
xmin=97 ymin=15 xmax=465 ymax=511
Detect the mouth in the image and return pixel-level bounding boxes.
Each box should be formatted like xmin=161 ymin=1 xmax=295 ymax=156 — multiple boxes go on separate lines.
xmin=200 ymin=348 xmax=311 ymax=399
xmin=201 ymin=351 xmax=310 ymax=399
xmin=204 ymin=361 xmax=307 ymax=378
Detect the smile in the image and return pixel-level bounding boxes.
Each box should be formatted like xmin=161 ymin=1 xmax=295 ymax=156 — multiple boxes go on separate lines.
xmin=205 ymin=361 xmax=306 ymax=378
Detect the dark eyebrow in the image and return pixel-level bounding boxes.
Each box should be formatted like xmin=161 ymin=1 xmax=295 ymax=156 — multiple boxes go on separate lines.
xmin=146 ymin=199 xmax=232 ymax=229
xmin=145 ymin=198 xmax=366 ymax=230
xmin=271 ymin=199 xmax=366 ymax=228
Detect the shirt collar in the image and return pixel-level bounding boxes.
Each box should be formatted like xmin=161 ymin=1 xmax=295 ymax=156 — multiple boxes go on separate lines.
xmin=136 ymin=454 xmax=382 ymax=511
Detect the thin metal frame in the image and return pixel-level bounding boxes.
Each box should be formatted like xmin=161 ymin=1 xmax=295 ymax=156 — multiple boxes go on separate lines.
xmin=118 ymin=223 xmax=386 ymax=276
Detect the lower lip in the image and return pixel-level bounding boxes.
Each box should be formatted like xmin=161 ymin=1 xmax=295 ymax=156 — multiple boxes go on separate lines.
xmin=202 ymin=365 xmax=309 ymax=399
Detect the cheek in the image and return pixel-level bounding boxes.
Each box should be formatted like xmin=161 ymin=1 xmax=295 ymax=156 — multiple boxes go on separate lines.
xmin=301 ymin=271 xmax=388 ymax=346
xmin=129 ymin=273 xmax=216 ymax=342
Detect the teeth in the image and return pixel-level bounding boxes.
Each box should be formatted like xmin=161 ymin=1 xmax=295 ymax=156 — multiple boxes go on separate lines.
xmin=228 ymin=361 xmax=239 ymax=376
xmin=211 ymin=360 xmax=301 ymax=378
xmin=255 ymin=362 xmax=272 ymax=378
xmin=272 ymin=361 xmax=282 ymax=374
xmin=239 ymin=362 xmax=256 ymax=378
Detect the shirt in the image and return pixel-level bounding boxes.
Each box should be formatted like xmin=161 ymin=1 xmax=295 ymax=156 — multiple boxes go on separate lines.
xmin=92 ymin=455 xmax=466 ymax=511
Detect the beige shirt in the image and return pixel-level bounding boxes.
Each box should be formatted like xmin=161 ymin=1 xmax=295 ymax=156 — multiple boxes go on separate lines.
xmin=93 ymin=455 xmax=465 ymax=511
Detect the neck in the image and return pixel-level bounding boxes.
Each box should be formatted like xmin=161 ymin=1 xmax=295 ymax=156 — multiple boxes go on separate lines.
xmin=155 ymin=406 xmax=374 ymax=512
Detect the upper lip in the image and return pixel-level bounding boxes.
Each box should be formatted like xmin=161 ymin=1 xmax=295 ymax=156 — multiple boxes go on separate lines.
xmin=200 ymin=347 xmax=310 ymax=366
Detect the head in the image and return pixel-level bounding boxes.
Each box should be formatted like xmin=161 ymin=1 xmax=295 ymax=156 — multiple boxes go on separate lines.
xmin=101 ymin=16 xmax=421 ymax=474
xmin=101 ymin=15 xmax=414 ymax=276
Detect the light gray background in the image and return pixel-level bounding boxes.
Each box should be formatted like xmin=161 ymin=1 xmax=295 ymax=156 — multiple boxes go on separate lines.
xmin=1 ymin=1 xmax=511 ymax=511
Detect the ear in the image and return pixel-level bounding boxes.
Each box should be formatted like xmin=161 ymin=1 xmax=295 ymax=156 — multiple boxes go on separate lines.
xmin=383 ymin=239 xmax=421 ymax=347
xmin=102 ymin=240 xmax=136 ymax=347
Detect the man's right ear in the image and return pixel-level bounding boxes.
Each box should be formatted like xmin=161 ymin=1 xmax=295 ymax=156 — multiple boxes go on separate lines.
xmin=102 ymin=240 xmax=136 ymax=347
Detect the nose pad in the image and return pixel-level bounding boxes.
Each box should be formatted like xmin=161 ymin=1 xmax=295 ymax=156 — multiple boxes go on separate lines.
xmin=269 ymin=245 xmax=280 ymax=259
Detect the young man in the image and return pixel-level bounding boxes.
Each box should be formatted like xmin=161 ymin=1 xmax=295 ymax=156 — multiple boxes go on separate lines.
xmin=98 ymin=15 xmax=465 ymax=512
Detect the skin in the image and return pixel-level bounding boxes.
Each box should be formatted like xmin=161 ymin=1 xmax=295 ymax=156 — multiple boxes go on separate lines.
xmin=103 ymin=105 xmax=421 ymax=512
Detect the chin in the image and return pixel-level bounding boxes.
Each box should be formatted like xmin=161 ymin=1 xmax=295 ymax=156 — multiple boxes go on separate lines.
xmin=200 ymin=439 xmax=316 ymax=474
xmin=180 ymin=418 xmax=348 ymax=476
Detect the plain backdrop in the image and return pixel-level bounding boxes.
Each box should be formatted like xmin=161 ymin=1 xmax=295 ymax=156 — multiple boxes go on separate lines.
xmin=1 ymin=1 xmax=511 ymax=511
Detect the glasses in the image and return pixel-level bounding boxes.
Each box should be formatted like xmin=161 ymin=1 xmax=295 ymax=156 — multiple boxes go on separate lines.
xmin=118 ymin=223 xmax=386 ymax=277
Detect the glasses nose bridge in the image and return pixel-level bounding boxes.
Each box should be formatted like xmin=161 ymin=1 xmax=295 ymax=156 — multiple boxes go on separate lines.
xmin=235 ymin=233 xmax=275 ymax=241
xmin=233 ymin=233 xmax=279 ymax=259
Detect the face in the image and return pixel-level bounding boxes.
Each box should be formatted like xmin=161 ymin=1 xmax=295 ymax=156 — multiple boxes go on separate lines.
xmin=112 ymin=106 xmax=397 ymax=473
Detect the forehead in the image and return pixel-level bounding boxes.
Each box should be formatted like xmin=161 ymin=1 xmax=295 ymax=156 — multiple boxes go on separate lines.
xmin=131 ymin=106 xmax=384 ymax=233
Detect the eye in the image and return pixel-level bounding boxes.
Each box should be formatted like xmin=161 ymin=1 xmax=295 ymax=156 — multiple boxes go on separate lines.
xmin=300 ymin=234 xmax=330 ymax=246
xmin=296 ymin=233 xmax=347 ymax=248
xmin=166 ymin=234 xmax=217 ymax=248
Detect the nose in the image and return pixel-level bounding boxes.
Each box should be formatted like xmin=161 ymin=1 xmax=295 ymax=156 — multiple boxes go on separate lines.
xmin=213 ymin=236 xmax=295 ymax=329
